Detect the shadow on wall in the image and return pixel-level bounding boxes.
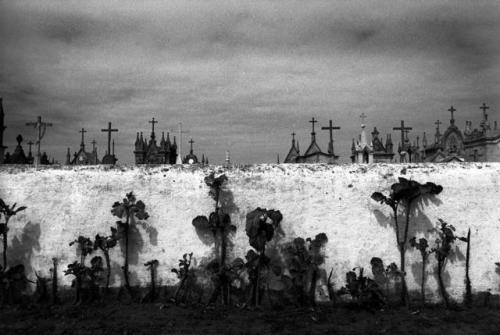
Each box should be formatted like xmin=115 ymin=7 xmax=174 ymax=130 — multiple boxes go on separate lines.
xmin=109 ymin=260 xmax=140 ymax=288
xmin=372 ymin=193 xmax=442 ymax=239
xmin=410 ymin=244 xmax=465 ymax=292
xmin=114 ymin=220 xmax=158 ymax=287
xmin=7 ymin=221 xmax=41 ymax=275
xmin=192 ymin=177 xmax=240 ymax=259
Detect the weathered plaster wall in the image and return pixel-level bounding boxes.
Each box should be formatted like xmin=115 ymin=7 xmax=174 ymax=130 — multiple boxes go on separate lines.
xmin=1 ymin=163 xmax=500 ymax=301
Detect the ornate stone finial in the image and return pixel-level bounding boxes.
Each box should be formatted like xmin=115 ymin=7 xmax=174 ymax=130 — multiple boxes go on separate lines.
xmin=16 ymin=134 xmax=23 ymax=145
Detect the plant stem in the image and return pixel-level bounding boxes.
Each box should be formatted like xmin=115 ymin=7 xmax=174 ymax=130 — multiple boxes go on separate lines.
xmin=52 ymin=259 xmax=59 ymax=304
xmin=399 ymin=244 xmax=407 ymax=306
xmin=104 ymin=250 xmax=111 ymax=293
xmin=399 ymin=200 xmax=413 ymax=307
xmin=3 ymin=231 xmax=7 ymax=269
xmin=123 ymin=214 xmax=132 ymax=297
xmin=465 ymin=228 xmax=472 ymax=308
xmin=421 ymin=254 xmax=426 ymax=307
xmin=309 ymin=267 xmax=318 ymax=306
xmin=150 ymin=266 xmax=155 ymax=302
xmin=437 ymin=257 xmax=449 ymax=308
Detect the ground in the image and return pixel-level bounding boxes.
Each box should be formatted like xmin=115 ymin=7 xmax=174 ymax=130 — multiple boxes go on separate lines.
xmin=1 ymin=303 xmax=499 ymax=335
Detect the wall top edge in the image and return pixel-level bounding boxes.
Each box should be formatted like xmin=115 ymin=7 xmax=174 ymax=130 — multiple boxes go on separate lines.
xmin=0 ymin=162 xmax=499 ymax=175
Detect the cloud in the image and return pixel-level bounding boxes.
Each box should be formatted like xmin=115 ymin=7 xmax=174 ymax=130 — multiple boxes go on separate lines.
xmin=0 ymin=0 xmax=499 ymax=164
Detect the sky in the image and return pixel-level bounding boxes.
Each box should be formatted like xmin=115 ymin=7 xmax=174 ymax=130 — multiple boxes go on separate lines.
xmin=1 ymin=0 xmax=499 ymax=164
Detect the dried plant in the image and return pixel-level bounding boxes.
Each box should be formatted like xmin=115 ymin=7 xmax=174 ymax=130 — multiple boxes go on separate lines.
xmin=0 ymin=199 xmax=27 ymax=269
xmin=432 ymin=219 xmax=466 ymax=308
xmin=69 ymin=236 xmax=94 ymax=265
xmin=409 ymin=237 xmax=434 ymax=306
xmin=111 ymin=192 xmax=149 ymax=297
xmin=244 ymin=207 xmax=283 ymax=307
xmin=94 ymin=233 xmax=118 ymax=292
xmin=193 ymin=173 xmax=237 ymax=305
xmin=284 ymin=233 xmax=328 ymax=306
xmin=171 ymin=252 xmax=194 ymax=304
xmin=142 ymin=259 xmax=159 ymax=303
xmin=371 ymin=177 xmax=442 ymax=305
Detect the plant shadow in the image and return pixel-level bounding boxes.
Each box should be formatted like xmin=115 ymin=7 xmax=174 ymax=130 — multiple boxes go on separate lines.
xmin=7 ymin=221 xmax=41 ymax=275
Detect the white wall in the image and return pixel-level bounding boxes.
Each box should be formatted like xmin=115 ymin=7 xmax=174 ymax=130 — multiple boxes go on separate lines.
xmin=1 ymin=163 xmax=500 ymax=301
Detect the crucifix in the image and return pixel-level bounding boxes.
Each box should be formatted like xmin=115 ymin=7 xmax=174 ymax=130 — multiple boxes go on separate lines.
xmin=149 ymin=117 xmax=158 ymax=137
xmin=448 ymin=106 xmax=456 ymax=124
xmin=175 ymin=122 xmax=190 ymax=164
xmin=480 ymin=103 xmax=489 ymax=120
xmin=101 ymin=122 xmax=118 ymax=155
xmin=393 ymin=120 xmax=412 ymax=150
xmin=321 ymin=120 xmax=341 ymax=155
xmin=435 ymin=119 xmax=442 ymax=131
xmin=189 ymin=138 xmax=194 ymax=153
xmin=309 ymin=117 xmax=318 ymax=134
xmin=79 ymin=128 xmax=87 ymax=149
xmin=26 ymin=116 xmax=53 ymax=167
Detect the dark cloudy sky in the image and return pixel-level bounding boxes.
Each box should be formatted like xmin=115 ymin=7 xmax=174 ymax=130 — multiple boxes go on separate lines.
xmin=1 ymin=1 xmax=499 ymax=164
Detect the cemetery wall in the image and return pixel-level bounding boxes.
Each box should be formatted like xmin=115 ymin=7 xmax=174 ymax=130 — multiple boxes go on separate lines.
xmin=1 ymin=163 xmax=500 ymax=301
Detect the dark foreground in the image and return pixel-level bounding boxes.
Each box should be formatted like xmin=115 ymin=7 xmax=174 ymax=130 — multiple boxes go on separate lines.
xmin=1 ymin=303 xmax=500 ymax=335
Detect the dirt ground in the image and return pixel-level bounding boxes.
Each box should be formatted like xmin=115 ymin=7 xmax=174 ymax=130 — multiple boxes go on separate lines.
xmin=1 ymin=303 xmax=500 ymax=335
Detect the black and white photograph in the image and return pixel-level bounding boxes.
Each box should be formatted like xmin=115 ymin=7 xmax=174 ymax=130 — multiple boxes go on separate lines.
xmin=0 ymin=0 xmax=500 ymax=334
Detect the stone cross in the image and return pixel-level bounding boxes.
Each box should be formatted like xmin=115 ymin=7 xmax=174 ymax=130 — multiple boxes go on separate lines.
xmin=480 ymin=103 xmax=489 ymax=120
xmin=321 ymin=120 xmax=341 ymax=154
xmin=393 ymin=120 xmax=412 ymax=148
xmin=26 ymin=116 xmax=53 ymax=167
xmin=79 ymin=128 xmax=87 ymax=148
xmin=291 ymin=132 xmax=296 ymax=141
xmin=101 ymin=122 xmax=118 ymax=156
xmin=309 ymin=117 xmax=318 ymax=134
xmin=149 ymin=117 xmax=158 ymax=138
xmin=189 ymin=138 xmax=194 ymax=153
xmin=435 ymin=119 xmax=442 ymax=131
xmin=448 ymin=106 xmax=456 ymax=124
